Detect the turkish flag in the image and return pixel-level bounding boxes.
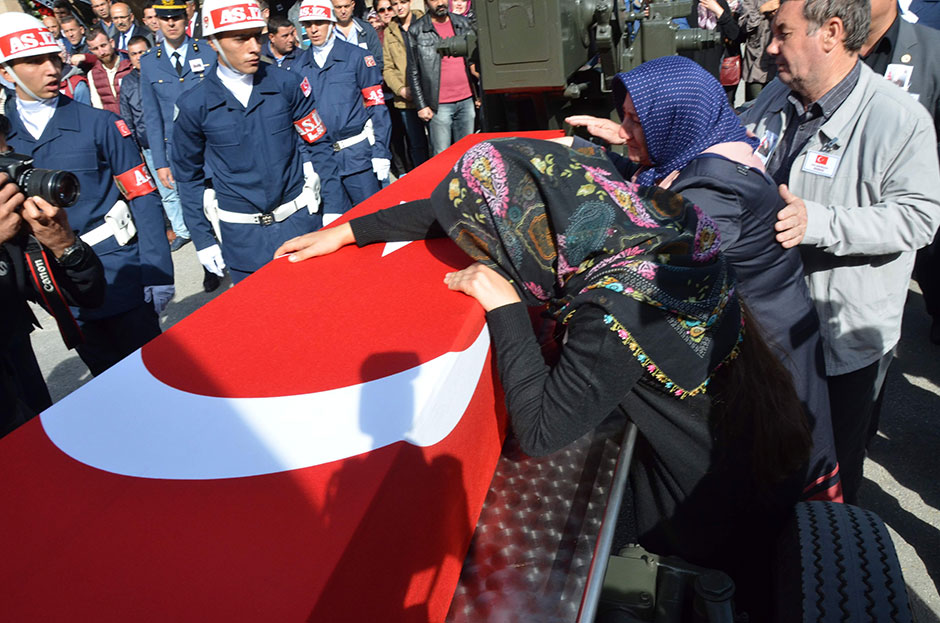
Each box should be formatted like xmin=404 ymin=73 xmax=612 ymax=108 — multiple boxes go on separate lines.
xmin=0 ymin=132 xmax=562 ymax=622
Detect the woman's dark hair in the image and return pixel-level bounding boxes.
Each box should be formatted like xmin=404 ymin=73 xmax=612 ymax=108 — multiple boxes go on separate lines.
xmin=710 ymin=304 xmax=812 ymax=487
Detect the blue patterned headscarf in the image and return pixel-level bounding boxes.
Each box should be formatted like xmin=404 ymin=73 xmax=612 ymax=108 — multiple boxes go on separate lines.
xmin=613 ymin=56 xmax=759 ymax=186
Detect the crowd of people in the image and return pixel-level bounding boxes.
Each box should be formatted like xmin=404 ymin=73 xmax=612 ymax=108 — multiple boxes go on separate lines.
xmin=2 ymin=0 xmax=940 ymax=613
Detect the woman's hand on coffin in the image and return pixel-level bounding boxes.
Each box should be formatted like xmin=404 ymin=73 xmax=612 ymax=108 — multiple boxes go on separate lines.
xmin=443 ymin=262 xmax=521 ymax=312
xmin=275 ymin=222 xmax=356 ymax=262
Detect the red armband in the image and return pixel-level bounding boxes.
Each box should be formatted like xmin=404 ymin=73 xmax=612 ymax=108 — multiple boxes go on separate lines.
xmin=361 ymin=85 xmax=384 ymax=107
xmin=113 ymin=163 xmax=157 ymax=200
xmin=294 ymin=109 xmax=327 ymax=143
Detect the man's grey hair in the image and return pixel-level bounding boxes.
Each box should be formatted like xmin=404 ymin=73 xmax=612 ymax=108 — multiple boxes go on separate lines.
xmin=782 ymin=0 xmax=871 ymax=52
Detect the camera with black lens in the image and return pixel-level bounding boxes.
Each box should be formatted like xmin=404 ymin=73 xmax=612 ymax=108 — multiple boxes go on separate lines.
xmin=0 ymin=152 xmax=80 ymax=208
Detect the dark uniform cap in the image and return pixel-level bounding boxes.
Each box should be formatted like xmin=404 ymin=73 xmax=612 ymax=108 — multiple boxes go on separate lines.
xmin=153 ymin=0 xmax=188 ymax=17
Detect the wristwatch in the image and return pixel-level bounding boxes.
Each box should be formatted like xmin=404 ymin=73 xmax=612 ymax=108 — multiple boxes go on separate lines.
xmin=56 ymin=239 xmax=88 ymax=269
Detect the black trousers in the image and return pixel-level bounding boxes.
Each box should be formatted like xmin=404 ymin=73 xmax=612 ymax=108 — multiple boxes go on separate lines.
xmin=0 ymin=332 xmax=52 ymax=437
xmin=826 ymin=351 xmax=893 ymax=505
xmin=915 ymin=236 xmax=940 ymax=319
xmin=76 ymin=303 xmax=161 ymax=376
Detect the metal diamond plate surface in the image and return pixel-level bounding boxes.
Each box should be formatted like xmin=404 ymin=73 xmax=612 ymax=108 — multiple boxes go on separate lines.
xmin=446 ymin=416 xmax=627 ymax=623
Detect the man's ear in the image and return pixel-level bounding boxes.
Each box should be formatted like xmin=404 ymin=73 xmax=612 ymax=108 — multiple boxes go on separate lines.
xmin=820 ymin=16 xmax=846 ymax=53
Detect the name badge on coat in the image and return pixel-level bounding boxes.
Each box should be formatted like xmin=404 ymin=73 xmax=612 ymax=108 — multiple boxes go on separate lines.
xmin=802 ymin=151 xmax=841 ymax=177
xmin=189 ymin=58 xmax=205 ymax=73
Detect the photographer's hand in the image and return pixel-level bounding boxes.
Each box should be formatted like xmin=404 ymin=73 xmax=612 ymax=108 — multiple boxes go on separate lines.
xmin=0 ymin=172 xmax=25 ymax=244
xmin=21 ymin=196 xmax=77 ymax=258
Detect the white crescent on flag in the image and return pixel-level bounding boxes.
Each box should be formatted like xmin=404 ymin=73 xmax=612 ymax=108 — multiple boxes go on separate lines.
xmin=40 ymin=324 xmax=490 ymax=480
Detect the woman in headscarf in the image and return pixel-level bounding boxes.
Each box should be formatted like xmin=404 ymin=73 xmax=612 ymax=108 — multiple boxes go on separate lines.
xmin=275 ymin=137 xmax=812 ymax=605
xmin=566 ymin=55 xmax=841 ymax=505
xmin=449 ymin=0 xmax=475 ymax=24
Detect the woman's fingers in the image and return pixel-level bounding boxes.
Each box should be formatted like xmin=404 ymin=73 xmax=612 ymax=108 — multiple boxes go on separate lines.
xmin=275 ymin=223 xmax=355 ymax=262
xmin=443 ymin=263 xmax=521 ymax=312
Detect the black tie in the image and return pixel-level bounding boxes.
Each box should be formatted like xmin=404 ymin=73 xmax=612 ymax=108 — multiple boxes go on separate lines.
xmin=172 ymin=51 xmax=182 ymax=76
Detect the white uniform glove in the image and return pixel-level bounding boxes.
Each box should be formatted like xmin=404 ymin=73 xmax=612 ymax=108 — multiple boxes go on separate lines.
xmin=322 ymin=213 xmax=342 ymax=226
xmin=371 ymin=157 xmax=391 ymax=182
xmin=197 ymin=244 xmax=226 ymax=277
xmin=144 ymin=285 xmax=175 ymax=316
xmin=203 ymin=187 xmax=222 ymax=242
xmin=302 ymin=160 xmax=321 ymax=214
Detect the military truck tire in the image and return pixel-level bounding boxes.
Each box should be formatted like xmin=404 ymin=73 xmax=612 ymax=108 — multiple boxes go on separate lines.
xmin=774 ymin=501 xmax=912 ymax=623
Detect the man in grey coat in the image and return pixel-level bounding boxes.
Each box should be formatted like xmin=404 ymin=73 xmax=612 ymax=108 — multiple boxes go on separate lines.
xmin=740 ymin=0 xmax=940 ymax=504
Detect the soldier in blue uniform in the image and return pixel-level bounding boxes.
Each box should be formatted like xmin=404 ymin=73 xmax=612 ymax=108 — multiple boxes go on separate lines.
xmin=0 ymin=13 xmax=174 ymax=376
xmin=296 ymin=0 xmax=391 ymax=210
xmin=140 ymin=0 xmax=222 ymax=287
xmin=173 ymin=0 xmax=349 ymax=283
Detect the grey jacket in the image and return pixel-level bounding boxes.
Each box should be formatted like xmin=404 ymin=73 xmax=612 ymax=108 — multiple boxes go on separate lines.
xmin=737 ymin=0 xmax=774 ymax=84
xmin=406 ymin=12 xmax=477 ymax=112
xmin=741 ymin=62 xmax=940 ymax=375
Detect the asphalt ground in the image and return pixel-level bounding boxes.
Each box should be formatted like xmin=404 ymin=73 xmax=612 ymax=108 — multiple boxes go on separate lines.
xmin=25 ymin=242 xmax=940 ymax=622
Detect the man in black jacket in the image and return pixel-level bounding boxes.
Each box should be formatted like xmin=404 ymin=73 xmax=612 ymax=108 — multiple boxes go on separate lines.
xmin=861 ymin=0 xmax=940 ymax=347
xmin=406 ymin=0 xmax=477 ymax=155
xmin=0 ymin=117 xmax=106 ymax=437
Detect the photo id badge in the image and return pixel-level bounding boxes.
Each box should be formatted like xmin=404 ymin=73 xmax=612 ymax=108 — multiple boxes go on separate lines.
xmin=802 ymin=151 xmax=841 ymax=177
xmin=885 ymin=63 xmax=913 ymax=90
xmin=189 ymin=58 xmax=206 ymax=73
xmin=755 ymin=130 xmax=779 ymax=165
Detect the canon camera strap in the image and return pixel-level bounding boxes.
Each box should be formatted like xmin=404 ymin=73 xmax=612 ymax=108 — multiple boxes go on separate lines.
xmin=24 ymin=236 xmax=84 ymax=350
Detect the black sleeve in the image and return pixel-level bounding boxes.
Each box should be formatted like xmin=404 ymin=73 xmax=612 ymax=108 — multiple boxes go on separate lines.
xmin=716 ymin=4 xmax=744 ymax=44
xmin=406 ymin=29 xmax=427 ymax=110
xmin=50 ymin=240 xmax=106 ymax=309
xmin=349 ymin=198 xmax=447 ymax=245
xmin=570 ymin=135 xmax=641 ymax=181
xmin=485 ymin=301 xmax=644 ymax=457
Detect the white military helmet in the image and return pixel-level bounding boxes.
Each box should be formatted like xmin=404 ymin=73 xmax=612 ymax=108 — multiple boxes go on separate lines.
xmin=298 ymin=0 xmax=337 ymax=23
xmin=0 ymin=13 xmax=61 ymax=64
xmin=201 ymin=0 xmax=267 ymax=37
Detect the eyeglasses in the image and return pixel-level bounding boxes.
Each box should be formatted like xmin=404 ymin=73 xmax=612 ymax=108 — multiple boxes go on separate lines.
xmin=377 ymin=6 xmax=392 ymax=11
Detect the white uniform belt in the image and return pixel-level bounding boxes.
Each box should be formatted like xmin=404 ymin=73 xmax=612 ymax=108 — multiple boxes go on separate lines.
xmin=80 ymin=200 xmax=136 ymax=247
xmin=215 ymin=193 xmax=305 ymax=226
xmin=80 ymin=221 xmax=115 ymax=246
xmin=332 ymin=119 xmax=375 ymax=152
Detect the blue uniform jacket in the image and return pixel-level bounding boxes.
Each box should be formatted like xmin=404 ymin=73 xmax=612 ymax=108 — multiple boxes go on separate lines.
xmin=4 ymin=96 xmax=173 ymax=321
xmin=336 ymin=17 xmax=384 ymax=71
xmin=139 ymin=37 xmax=217 ymax=170
xmin=296 ymin=38 xmax=392 ymax=176
xmin=172 ymin=63 xmax=350 ymax=272
xmin=119 ymin=68 xmax=148 ymax=149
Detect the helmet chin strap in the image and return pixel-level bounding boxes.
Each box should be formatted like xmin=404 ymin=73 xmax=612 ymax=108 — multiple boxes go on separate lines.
xmin=210 ymin=36 xmax=234 ymax=71
xmin=311 ymin=26 xmax=334 ymax=52
xmin=211 ymin=35 xmax=253 ymax=75
xmin=2 ymin=62 xmax=46 ymax=102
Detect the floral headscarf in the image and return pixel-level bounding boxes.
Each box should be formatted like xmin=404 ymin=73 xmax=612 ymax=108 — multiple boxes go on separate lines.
xmin=431 ymin=138 xmax=742 ymax=398
xmin=613 ymin=56 xmax=759 ymax=186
